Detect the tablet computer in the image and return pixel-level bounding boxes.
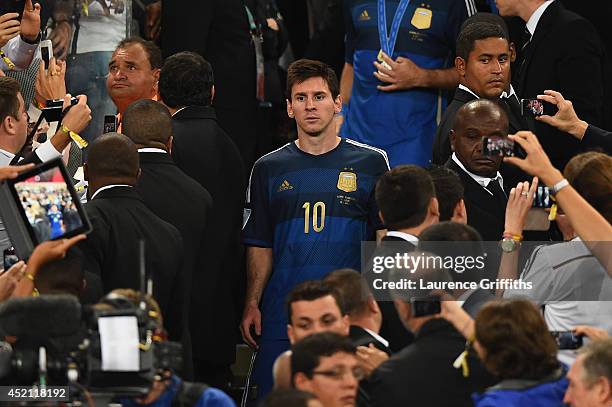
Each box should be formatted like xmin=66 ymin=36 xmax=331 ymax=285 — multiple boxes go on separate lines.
xmin=0 ymin=158 xmax=91 ymax=259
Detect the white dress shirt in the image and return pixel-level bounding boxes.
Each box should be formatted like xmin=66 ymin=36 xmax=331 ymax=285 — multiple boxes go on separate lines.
xmin=385 ymin=230 xmax=419 ymax=246
xmin=90 ymin=184 xmax=132 ymax=200
xmin=526 ymin=0 xmax=554 ymax=36
xmin=451 ymin=153 xmax=504 ymax=196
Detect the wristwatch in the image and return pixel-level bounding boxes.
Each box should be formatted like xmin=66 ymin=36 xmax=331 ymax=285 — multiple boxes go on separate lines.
xmin=500 ymin=237 xmax=521 ymax=253
xmin=549 ymin=178 xmax=569 ymax=195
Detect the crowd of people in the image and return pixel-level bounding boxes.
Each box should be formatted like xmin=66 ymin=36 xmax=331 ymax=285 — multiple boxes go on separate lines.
xmin=1 ymin=0 xmax=611 ymax=406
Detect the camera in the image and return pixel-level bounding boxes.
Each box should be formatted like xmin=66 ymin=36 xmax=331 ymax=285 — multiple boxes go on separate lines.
xmin=550 ymin=331 xmax=583 ymax=350
xmin=42 ymin=97 xmax=79 ymax=123
xmin=521 ymin=98 xmax=556 ymax=117
xmin=0 ymin=294 xmax=182 ymax=402
xmin=532 ymin=186 xmax=553 ymax=208
xmin=482 ymin=136 xmax=526 ymax=158
xmin=410 ymin=295 xmax=441 ymax=317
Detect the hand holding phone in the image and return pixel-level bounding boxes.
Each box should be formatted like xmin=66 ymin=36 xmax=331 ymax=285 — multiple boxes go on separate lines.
xmin=411 ymin=295 xmax=441 ymax=317
xmin=550 ymin=331 xmax=583 ymax=350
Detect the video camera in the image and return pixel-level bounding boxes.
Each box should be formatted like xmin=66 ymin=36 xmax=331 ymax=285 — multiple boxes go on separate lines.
xmin=0 ymin=294 xmax=182 ymax=402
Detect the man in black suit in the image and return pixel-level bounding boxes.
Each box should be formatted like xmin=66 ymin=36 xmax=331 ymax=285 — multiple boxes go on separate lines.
xmin=78 ymin=133 xmax=184 ymax=341
xmin=370 ymin=165 xmax=440 ymax=352
xmin=324 ymin=269 xmax=390 ymax=355
xmin=161 ymin=0 xmax=256 ymax=169
xmin=496 ymin=0 xmax=605 ymax=170
xmin=367 ymin=258 xmax=496 ymax=407
xmin=446 ymin=99 xmax=509 ymax=242
xmin=419 ymin=222 xmax=495 ymax=318
xmin=433 ymin=18 xmax=526 ymax=165
xmin=122 ymin=99 xmax=214 ymax=379
xmin=158 ymin=52 xmax=246 ymax=388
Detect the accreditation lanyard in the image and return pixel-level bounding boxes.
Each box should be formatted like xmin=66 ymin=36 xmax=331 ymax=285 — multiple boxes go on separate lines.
xmin=245 ymin=5 xmax=265 ymax=102
xmin=377 ymin=0 xmax=411 ymax=57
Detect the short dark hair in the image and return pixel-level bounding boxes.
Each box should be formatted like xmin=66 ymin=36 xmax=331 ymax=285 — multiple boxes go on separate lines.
xmin=261 ymin=389 xmax=319 ymax=407
xmin=122 ymin=99 xmax=172 ymax=149
xmin=459 ymin=12 xmax=510 ymax=38
xmin=87 ymin=133 xmax=139 ymax=180
xmin=159 ymin=51 xmax=214 ymax=108
xmin=116 ymin=38 xmax=163 ymax=69
xmin=428 ymin=166 xmax=464 ymax=221
xmin=286 ymin=59 xmax=340 ymax=100
xmin=291 ymin=332 xmax=356 ymax=382
xmin=323 ymin=269 xmax=371 ymax=318
xmin=35 ymin=247 xmax=84 ymax=297
xmin=375 ymin=165 xmax=435 ymax=230
xmin=0 ymin=76 xmax=21 ymax=124
xmin=456 ymin=22 xmax=509 ymax=61
xmin=475 ymin=299 xmax=559 ymax=380
xmin=287 ymin=280 xmax=345 ymax=323
xmin=420 ymin=221 xmax=482 ymax=243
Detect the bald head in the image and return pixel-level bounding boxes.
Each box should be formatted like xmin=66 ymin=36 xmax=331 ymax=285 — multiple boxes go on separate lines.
xmin=86 ymin=133 xmax=139 ymax=185
xmin=450 ymin=99 xmax=508 ymax=177
xmin=453 ymin=99 xmax=508 ymax=134
xmin=122 ymin=99 xmax=172 ymax=150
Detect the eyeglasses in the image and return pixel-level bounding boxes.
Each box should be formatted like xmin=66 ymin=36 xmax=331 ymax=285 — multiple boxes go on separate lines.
xmin=311 ymin=366 xmax=366 ymax=381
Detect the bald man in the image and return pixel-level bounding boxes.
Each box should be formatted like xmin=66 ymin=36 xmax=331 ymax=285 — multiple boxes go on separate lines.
xmin=445 ymin=99 xmax=510 ymax=242
xmin=79 ymin=133 xmax=184 ymax=341
xmin=122 ymin=99 xmax=213 ymax=379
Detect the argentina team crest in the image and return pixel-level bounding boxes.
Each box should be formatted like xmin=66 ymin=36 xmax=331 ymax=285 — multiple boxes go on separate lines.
xmin=337 ymin=171 xmax=357 ymax=193
xmin=411 ymin=6 xmax=432 ymax=30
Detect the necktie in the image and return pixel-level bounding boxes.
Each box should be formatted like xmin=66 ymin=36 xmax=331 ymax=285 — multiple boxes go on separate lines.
xmin=518 ymin=27 xmax=533 ymax=81
xmin=485 ymin=178 xmax=507 ymax=207
xmin=503 ymin=94 xmax=522 ymax=118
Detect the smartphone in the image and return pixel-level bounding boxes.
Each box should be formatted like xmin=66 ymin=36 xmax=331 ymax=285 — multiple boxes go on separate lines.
xmin=103 ymin=115 xmax=118 ymax=133
xmin=532 ymin=186 xmax=553 ymax=208
xmin=3 ymin=247 xmax=19 ymax=271
xmin=521 ymin=98 xmax=556 ymax=117
xmin=482 ymin=136 xmax=525 ymax=158
xmin=0 ymin=0 xmax=26 ymax=19
xmin=40 ymin=40 xmax=53 ymax=71
xmin=410 ymin=295 xmax=441 ymax=317
xmin=550 ymin=331 xmax=583 ymax=350
xmin=42 ymin=97 xmax=79 ymax=122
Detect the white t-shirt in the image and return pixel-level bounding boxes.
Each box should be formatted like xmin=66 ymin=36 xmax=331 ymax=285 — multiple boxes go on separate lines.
xmin=73 ymin=1 xmax=125 ymax=54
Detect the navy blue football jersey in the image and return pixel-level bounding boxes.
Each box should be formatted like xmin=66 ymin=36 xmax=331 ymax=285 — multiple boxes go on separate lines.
xmin=243 ymin=138 xmax=389 ymax=339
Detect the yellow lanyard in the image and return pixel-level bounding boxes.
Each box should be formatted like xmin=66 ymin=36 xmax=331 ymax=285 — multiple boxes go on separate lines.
xmin=0 ymin=50 xmax=16 ymax=70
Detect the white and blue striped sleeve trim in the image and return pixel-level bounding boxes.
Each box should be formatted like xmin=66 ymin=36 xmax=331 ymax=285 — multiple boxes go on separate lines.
xmin=345 ymin=138 xmax=391 ymax=170
xmin=245 ymin=143 xmax=291 ymax=203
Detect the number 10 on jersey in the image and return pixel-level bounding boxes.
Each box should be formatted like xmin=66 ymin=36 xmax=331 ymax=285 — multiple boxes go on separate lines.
xmin=303 ymin=201 xmax=326 ymax=233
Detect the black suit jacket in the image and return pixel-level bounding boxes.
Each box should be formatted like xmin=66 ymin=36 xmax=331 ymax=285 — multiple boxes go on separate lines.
xmin=370 ymin=234 xmax=417 ymax=353
xmin=171 ymin=106 xmax=246 ymax=365
xmin=136 ymin=151 xmax=213 ymax=378
xmin=583 ymin=124 xmax=612 ymax=154
xmin=445 ymin=158 xmax=507 ymax=242
xmin=161 ymin=0 xmax=257 ymax=167
xmin=78 ymin=186 xmax=184 ymax=340
xmin=515 ymin=1 xmax=605 ymax=170
xmin=368 ymin=319 xmax=496 ymax=407
xmin=349 ymin=325 xmax=391 ymax=355
xmin=432 ymin=87 xmax=528 ymax=165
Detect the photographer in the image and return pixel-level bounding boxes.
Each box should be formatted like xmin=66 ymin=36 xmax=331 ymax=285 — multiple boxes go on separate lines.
xmin=536 ymin=90 xmax=612 ymax=154
xmin=502 ymin=131 xmax=612 ymax=274
xmin=0 ymin=0 xmax=41 ymax=71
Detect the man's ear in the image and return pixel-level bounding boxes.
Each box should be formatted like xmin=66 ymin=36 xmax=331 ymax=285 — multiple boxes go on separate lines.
xmin=509 ymin=43 xmax=517 ymax=63
xmin=166 ymin=135 xmax=173 ymax=153
xmin=455 ymin=57 xmax=466 ymax=77
xmin=378 ymin=210 xmax=385 ymax=225
xmin=368 ymin=295 xmax=380 ymax=315
xmin=153 ymin=68 xmax=161 ymax=90
xmin=287 ymin=324 xmax=296 ymax=345
xmin=429 ymin=197 xmax=440 ymax=220
xmin=210 ymin=85 xmax=216 ymax=104
xmin=334 ymin=94 xmax=343 ymax=114
xmin=286 ymin=98 xmax=294 ymax=118
xmin=449 ymin=129 xmax=457 ymax=152
xmin=393 ymin=299 xmax=411 ymax=324
xmin=341 ymin=314 xmax=350 ymax=336
xmin=136 ymin=168 xmax=142 ymax=180
xmin=451 ymin=199 xmax=468 ymax=224
xmin=293 ymin=372 xmax=312 ymax=392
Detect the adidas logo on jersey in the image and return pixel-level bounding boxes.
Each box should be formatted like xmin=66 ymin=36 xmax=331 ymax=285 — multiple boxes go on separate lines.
xmin=278 ymin=180 xmax=294 ymax=192
xmin=358 ymin=10 xmax=370 ymax=21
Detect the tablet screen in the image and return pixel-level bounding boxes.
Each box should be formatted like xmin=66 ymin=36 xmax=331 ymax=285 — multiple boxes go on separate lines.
xmin=10 ymin=159 xmax=90 ymax=244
